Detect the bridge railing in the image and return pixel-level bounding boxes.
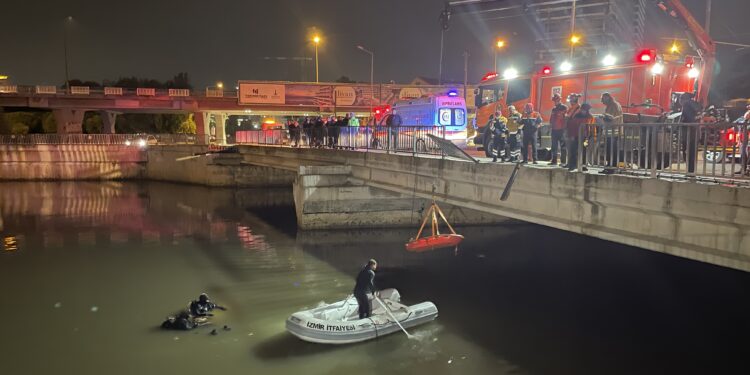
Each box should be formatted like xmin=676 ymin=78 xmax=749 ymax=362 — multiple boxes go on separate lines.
xmin=0 ymin=85 xmax=239 ymax=99
xmin=237 ymin=126 xmax=448 ymax=156
xmin=574 ymin=121 xmax=749 ymax=183
xmin=0 ymin=133 xmax=207 ymax=146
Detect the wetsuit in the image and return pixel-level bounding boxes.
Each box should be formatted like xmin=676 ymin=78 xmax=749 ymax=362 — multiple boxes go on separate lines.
xmin=190 ymin=300 xmax=217 ymax=317
xmin=353 ymin=266 xmax=376 ymax=319
xmin=161 ymin=315 xmax=196 ymax=330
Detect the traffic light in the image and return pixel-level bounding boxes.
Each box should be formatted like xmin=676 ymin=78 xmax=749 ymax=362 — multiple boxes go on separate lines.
xmin=637 ymin=49 xmax=656 ymax=63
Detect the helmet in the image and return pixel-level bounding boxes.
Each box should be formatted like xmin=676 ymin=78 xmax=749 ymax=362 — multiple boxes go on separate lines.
xmin=552 ymin=93 xmax=562 ymax=101
xmin=523 ymin=103 xmax=534 ymax=113
xmin=199 ymin=293 xmax=209 ymax=303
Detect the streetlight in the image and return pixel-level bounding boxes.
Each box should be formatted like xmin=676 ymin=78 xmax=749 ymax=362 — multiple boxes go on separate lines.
xmin=569 ymin=34 xmax=581 ymax=59
xmin=560 ymin=60 xmax=573 ymax=72
xmin=312 ymin=35 xmax=321 ymax=83
xmin=357 ymin=45 xmax=375 ymax=120
xmin=217 ymin=82 xmax=224 ymax=89
xmin=63 ymin=16 xmax=73 ymax=93
xmin=602 ymin=54 xmax=617 ymax=66
xmin=494 ymin=39 xmax=506 ymax=73
xmin=670 ymin=41 xmax=681 ymax=54
xmin=502 ymin=67 xmax=518 ymax=80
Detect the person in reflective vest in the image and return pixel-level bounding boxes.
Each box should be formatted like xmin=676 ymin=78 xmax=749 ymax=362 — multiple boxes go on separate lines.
xmin=519 ymin=103 xmax=543 ymax=164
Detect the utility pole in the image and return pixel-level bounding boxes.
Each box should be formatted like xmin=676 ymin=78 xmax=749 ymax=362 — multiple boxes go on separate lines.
xmin=63 ymin=16 xmax=73 ymax=93
xmin=569 ymin=0 xmax=577 ymax=59
xmin=463 ymin=51 xmax=469 ymax=103
xmin=705 ymin=0 xmax=712 ymax=35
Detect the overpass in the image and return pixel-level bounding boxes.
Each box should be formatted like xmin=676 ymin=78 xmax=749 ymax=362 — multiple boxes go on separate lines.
xmin=0 ymin=81 xmax=474 ymax=143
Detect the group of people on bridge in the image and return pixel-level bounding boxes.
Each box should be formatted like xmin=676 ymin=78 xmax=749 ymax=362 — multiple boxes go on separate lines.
xmin=484 ymin=92 xmax=626 ymax=172
xmin=286 ymin=113 xmax=361 ymax=148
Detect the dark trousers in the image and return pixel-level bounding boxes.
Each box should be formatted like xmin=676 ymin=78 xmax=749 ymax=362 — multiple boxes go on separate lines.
xmin=355 ymin=293 xmax=371 ymax=319
xmin=551 ymin=129 xmax=565 ymax=163
xmin=492 ymin=137 xmax=507 ymax=161
xmin=680 ymin=127 xmax=698 ymax=174
xmin=521 ymin=132 xmax=537 ymax=162
xmin=568 ymin=136 xmax=579 ymax=170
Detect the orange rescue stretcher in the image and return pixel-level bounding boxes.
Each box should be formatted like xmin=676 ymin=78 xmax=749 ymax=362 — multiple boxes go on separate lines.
xmin=405 ymin=202 xmax=464 ymax=252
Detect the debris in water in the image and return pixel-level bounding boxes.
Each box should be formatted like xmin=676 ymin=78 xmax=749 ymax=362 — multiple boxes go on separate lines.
xmin=448 ymin=356 xmax=454 ymax=364
xmin=173 ymin=336 xmax=180 ymax=341
xmin=223 ymin=325 xmax=231 ymax=331
xmin=461 ymin=356 xmax=467 ymax=360
xmin=54 ymin=302 xmax=62 ymax=308
xmin=90 ymin=306 xmax=99 ymax=312
xmin=247 ymin=332 xmax=254 ymax=336
xmin=432 ymin=338 xmax=438 ymax=342
xmin=210 ymin=329 xmax=218 ymax=336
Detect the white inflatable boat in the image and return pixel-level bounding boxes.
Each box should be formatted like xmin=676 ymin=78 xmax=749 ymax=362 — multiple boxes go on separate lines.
xmin=285 ymin=289 xmax=438 ymax=344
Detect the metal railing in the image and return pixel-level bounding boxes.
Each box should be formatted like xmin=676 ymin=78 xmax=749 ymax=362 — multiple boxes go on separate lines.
xmin=0 ymin=133 xmax=207 ymax=146
xmin=573 ymin=121 xmax=749 ymax=182
xmin=0 ymin=85 xmax=238 ymax=99
xmin=236 ymin=126 xmax=448 ymax=156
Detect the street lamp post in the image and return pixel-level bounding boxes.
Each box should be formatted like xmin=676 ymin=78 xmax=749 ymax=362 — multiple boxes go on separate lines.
xmin=313 ymin=35 xmax=321 ymax=83
xmin=63 ymin=16 xmax=73 ymax=93
xmin=494 ymin=39 xmax=505 ymax=72
xmin=357 ymin=45 xmax=375 ymax=120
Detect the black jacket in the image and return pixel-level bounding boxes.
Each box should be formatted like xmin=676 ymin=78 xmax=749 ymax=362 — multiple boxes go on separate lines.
xmin=353 ymin=266 xmax=376 ymax=295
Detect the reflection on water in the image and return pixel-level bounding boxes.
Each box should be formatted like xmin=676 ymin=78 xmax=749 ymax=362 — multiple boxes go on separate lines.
xmin=1 ymin=181 xmax=748 ymax=375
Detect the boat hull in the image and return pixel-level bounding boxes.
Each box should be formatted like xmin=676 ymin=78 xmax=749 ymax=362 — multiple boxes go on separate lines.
xmin=405 ymin=234 xmax=464 ymax=252
xmin=285 ymin=290 xmax=438 ymax=344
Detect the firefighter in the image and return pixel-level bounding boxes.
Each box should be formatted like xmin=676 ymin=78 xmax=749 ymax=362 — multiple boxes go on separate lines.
xmin=679 ymin=92 xmax=701 ymax=174
xmin=566 ymin=102 xmax=594 ymax=172
xmin=549 ymin=94 xmax=568 ymax=165
xmin=491 ymin=114 xmax=510 ymax=162
xmin=353 ymin=259 xmax=378 ymax=319
xmin=519 ymin=103 xmax=543 ymax=164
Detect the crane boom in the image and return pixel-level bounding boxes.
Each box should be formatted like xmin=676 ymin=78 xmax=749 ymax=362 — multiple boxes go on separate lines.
xmin=656 ymin=0 xmax=716 ymax=104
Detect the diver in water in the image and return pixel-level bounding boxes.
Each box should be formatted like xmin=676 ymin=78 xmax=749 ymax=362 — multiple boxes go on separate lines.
xmin=189 ymin=293 xmax=227 ymax=317
xmin=161 ymin=311 xmax=197 ymax=330
xmin=353 ymin=259 xmax=378 ymax=319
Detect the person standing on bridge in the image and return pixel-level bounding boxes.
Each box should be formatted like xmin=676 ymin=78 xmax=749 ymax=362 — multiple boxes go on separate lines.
xmin=549 ymin=94 xmax=567 ymax=166
xmin=288 ymin=118 xmax=301 ymax=147
xmin=302 ymin=117 xmax=313 ymax=147
xmin=601 ymin=92 xmax=623 ymax=167
xmin=566 ymin=102 xmax=594 ymax=172
xmin=519 ymin=103 xmax=543 ymax=164
xmin=353 ymin=259 xmax=378 ymax=319
xmin=678 ymin=92 xmax=701 ymax=175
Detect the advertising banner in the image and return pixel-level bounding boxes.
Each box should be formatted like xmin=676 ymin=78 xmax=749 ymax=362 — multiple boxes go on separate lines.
xmin=238 ymin=83 xmax=285 ymax=104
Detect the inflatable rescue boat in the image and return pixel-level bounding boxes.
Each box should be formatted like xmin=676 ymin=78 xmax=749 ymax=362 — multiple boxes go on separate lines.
xmin=285 ymin=289 xmax=438 ymax=344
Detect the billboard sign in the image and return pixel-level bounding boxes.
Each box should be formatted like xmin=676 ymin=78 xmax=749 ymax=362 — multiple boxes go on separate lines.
xmin=238 ymin=83 xmax=285 ymax=104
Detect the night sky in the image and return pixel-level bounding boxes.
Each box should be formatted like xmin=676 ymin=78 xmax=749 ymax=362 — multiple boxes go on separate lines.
xmin=1 ymin=0 xmax=747 ymax=91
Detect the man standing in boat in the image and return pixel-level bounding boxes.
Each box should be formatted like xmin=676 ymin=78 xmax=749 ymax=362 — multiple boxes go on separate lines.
xmin=353 ymin=259 xmax=378 ymax=319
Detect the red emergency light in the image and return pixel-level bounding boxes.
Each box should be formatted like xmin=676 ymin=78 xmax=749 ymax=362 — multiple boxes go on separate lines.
xmin=637 ymin=49 xmax=656 ymax=63
xmin=481 ymin=72 xmax=499 ymax=82
xmin=541 ymin=66 xmax=552 ymax=75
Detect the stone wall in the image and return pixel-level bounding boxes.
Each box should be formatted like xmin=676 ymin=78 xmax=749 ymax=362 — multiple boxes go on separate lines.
xmin=144 ymin=145 xmax=295 ymax=187
xmin=0 ymin=144 xmax=146 ymax=180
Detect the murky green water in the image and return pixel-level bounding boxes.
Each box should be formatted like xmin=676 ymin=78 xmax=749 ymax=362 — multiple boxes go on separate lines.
xmin=1 ymin=182 xmax=748 ymax=375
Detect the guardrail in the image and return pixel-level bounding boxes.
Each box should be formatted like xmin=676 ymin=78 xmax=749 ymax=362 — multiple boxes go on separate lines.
xmin=0 ymin=85 xmax=236 ymax=99
xmin=0 ymin=133 xmax=207 ymax=146
xmin=236 ymin=126 xmax=448 ymax=156
xmin=574 ymin=121 xmax=749 ymax=182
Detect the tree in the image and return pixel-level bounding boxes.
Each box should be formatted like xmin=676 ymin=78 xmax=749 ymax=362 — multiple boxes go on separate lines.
xmin=335 ymin=75 xmax=356 ymax=83
xmin=176 ymin=114 xmax=196 ymax=134
xmin=42 ymin=113 xmax=57 ymax=133
xmin=83 ymin=112 xmax=103 ymax=134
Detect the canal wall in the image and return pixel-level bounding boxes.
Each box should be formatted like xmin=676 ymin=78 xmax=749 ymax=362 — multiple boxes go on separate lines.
xmin=237 ymin=145 xmax=750 ymax=272
xmin=144 ymin=145 xmax=295 ymax=187
xmin=0 ymin=144 xmax=146 ymax=180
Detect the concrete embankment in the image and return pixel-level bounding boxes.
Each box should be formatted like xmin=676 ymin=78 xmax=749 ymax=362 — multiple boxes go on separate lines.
xmin=0 ymin=144 xmax=146 ymax=180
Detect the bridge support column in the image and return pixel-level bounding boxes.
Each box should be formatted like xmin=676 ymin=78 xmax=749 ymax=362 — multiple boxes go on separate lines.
xmin=99 ymin=111 xmax=117 ymax=134
xmin=214 ymin=113 xmax=227 ymax=145
xmin=52 ymin=109 xmax=85 ymax=134
xmin=194 ymin=112 xmax=210 ymax=145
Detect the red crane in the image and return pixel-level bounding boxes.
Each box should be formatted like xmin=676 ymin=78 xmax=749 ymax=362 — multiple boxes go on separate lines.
xmin=655 ymin=0 xmax=717 ymax=104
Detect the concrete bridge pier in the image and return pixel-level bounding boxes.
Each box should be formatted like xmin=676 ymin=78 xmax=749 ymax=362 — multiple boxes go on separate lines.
xmin=195 ymin=112 xmax=210 ymax=145
xmin=52 ymin=108 xmax=85 ymax=134
xmin=214 ymin=113 xmax=227 ymax=145
xmin=99 ymin=111 xmax=117 ymax=134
